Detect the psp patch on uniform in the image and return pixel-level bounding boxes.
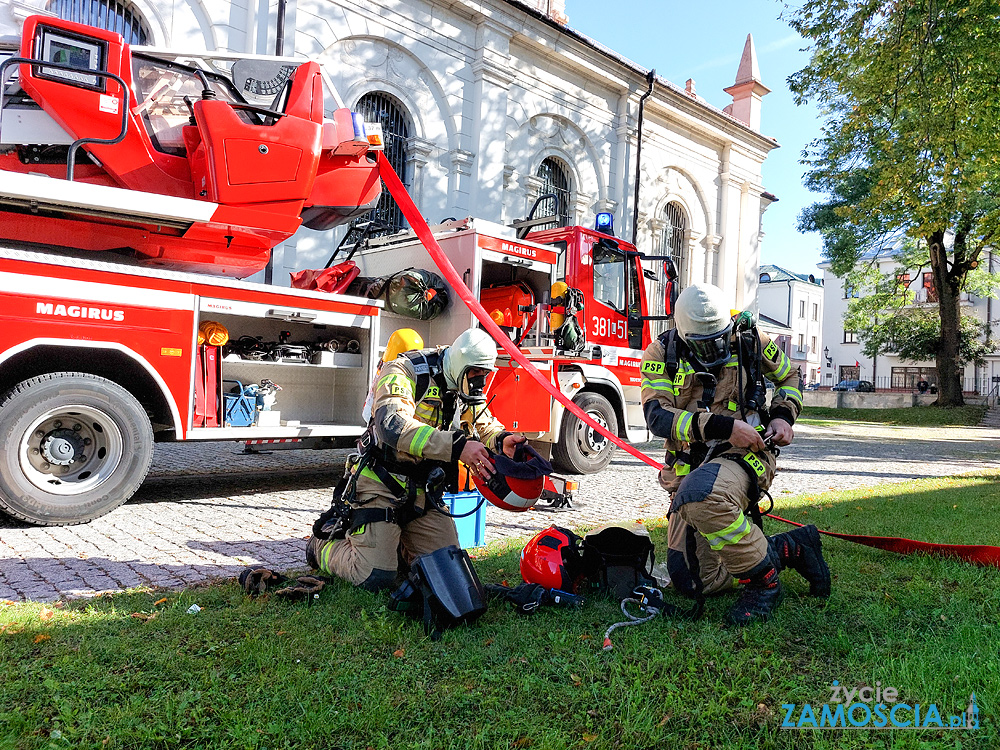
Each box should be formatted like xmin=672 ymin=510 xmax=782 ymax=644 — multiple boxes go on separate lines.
xmin=424 ymin=385 xmax=441 ymax=399
xmin=743 ymin=452 xmax=766 ymax=477
xmin=763 ymin=340 xmax=779 ymax=360
xmin=389 ymin=385 xmax=408 ymax=397
xmin=641 ymin=360 xmax=665 ymax=375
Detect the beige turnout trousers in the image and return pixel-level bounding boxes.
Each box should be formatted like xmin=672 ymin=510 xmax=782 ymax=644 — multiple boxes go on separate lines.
xmin=666 ymin=455 xmax=771 ymax=597
xmin=308 ymin=490 xmax=459 ymax=591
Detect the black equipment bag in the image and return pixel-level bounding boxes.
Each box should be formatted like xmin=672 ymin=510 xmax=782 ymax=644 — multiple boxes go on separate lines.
xmin=348 ymin=268 xmax=450 ymax=320
xmin=581 ymin=524 xmax=657 ymax=601
xmin=388 ymin=545 xmax=487 ymax=639
xmin=385 ymin=268 xmax=449 ymax=320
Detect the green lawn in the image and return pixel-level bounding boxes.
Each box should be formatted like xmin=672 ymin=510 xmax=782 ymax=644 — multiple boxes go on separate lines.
xmin=2 ymin=472 xmax=999 ymax=749
xmin=799 ymin=405 xmax=987 ymax=427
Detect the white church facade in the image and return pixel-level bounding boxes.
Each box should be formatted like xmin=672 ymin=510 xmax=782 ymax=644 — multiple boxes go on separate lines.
xmin=1 ymin=0 xmax=779 ymax=311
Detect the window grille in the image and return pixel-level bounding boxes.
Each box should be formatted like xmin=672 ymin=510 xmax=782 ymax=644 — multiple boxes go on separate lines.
xmin=48 ymin=0 xmax=150 ymax=45
xmin=533 ymin=157 xmax=572 ymax=230
xmin=650 ymin=202 xmax=687 ymax=336
xmin=354 ymin=92 xmax=410 ymax=234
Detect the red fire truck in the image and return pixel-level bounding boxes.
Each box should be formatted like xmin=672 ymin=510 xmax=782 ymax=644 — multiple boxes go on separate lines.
xmin=345 ymin=216 xmax=671 ymax=475
xmin=0 ymin=16 xmax=674 ymax=525
xmin=0 ymin=246 xmax=383 ymax=525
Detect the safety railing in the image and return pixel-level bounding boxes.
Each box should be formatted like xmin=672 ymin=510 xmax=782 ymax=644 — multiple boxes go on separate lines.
xmin=868 ymin=375 xmax=992 ymax=395
xmin=0 ymin=55 xmax=130 ymax=181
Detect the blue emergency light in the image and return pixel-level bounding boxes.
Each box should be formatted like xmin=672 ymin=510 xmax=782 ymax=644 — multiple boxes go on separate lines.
xmin=351 ymin=112 xmax=367 ymax=139
xmin=595 ymin=212 xmax=614 ymax=236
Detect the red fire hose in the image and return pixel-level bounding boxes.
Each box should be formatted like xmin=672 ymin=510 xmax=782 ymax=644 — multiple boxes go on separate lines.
xmin=377 ymin=153 xmax=1000 ymax=570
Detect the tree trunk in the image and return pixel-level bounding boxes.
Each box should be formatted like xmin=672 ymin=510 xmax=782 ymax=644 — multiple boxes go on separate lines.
xmin=929 ymin=231 xmax=964 ymax=406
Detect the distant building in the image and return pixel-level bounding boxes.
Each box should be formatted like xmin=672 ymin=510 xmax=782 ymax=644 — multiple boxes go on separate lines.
xmin=757 ymin=265 xmax=824 ymax=385
xmin=820 ymin=252 xmax=1000 ymax=392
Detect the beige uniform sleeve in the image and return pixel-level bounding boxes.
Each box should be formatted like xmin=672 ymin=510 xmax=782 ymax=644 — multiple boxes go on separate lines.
xmin=460 ymin=402 xmax=509 ymax=454
xmin=370 ymin=359 xmax=465 ymax=462
xmin=759 ymin=331 xmax=803 ymax=424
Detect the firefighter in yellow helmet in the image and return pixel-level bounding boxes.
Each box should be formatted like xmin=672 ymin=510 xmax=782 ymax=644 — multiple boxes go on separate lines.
xmin=640 ymin=283 xmax=830 ymax=625
xmin=362 ymin=328 xmax=424 ymax=422
xmin=308 ymin=328 xmax=525 ymax=591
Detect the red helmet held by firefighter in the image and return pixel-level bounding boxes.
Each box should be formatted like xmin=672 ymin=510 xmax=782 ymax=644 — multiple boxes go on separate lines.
xmin=474 ymin=442 xmax=552 ymax=512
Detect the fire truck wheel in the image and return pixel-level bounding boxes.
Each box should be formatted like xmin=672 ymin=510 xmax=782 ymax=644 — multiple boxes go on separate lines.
xmin=552 ymin=391 xmax=618 ymax=474
xmin=0 ymin=372 xmax=154 ymax=526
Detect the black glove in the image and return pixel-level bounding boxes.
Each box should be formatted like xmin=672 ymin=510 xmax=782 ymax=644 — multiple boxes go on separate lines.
xmin=485 ymin=583 xmax=547 ymax=615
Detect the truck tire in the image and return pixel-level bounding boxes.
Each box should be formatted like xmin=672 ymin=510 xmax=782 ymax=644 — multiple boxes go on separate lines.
xmin=0 ymin=372 xmax=154 ymax=526
xmin=552 ymin=391 xmax=618 ymax=475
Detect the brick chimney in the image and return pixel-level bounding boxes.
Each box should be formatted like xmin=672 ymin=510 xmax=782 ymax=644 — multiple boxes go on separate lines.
xmin=520 ymin=0 xmax=568 ymax=24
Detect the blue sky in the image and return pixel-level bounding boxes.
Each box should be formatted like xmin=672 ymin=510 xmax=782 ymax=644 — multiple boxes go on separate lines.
xmin=567 ymin=0 xmax=826 ymax=275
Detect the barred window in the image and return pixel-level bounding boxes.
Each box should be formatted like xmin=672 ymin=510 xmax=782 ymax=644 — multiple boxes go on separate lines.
xmin=534 ymin=157 xmax=572 ymax=230
xmin=650 ymin=202 xmax=687 ymax=336
xmin=354 ymin=92 xmax=410 ymax=234
xmin=48 ymin=0 xmax=150 ymax=45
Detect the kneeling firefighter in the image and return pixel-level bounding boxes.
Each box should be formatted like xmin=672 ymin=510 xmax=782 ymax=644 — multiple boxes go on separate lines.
xmin=307 ymin=328 xmax=525 ymax=591
xmin=640 ymin=283 xmax=830 ymax=625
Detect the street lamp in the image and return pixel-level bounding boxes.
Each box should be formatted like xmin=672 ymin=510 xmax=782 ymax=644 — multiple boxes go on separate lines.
xmin=823 ymin=346 xmax=832 ymax=367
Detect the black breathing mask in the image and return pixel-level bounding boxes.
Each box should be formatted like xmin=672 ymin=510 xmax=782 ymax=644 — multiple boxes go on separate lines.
xmin=458 ymin=368 xmax=489 ymax=404
xmin=684 ymin=325 xmax=733 ymax=370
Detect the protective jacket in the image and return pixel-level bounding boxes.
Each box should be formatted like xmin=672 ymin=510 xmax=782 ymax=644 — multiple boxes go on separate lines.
xmin=640 ymin=327 xmax=803 ymax=494
xmin=357 ymin=348 xmax=508 ymax=501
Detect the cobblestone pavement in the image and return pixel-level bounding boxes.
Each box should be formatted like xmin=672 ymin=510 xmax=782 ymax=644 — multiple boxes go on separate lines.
xmin=2 ymin=421 xmax=1000 ymax=602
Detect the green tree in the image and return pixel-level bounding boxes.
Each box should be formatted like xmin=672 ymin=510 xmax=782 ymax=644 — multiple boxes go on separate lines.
xmin=789 ymin=0 xmax=1000 ymax=405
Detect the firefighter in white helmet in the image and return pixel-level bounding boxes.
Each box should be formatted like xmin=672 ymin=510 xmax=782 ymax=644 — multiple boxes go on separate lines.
xmin=307 ymin=328 xmax=525 ymax=590
xmin=640 ymin=283 xmax=830 ymax=625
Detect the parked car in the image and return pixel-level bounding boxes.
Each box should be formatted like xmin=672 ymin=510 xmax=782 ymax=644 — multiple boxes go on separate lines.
xmin=804 ymin=383 xmax=823 ymax=391
xmin=831 ymin=379 xmax=875 ymax=392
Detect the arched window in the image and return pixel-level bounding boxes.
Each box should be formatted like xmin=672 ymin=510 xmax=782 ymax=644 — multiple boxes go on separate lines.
xmin=354 ymin=92 xmax=410 ymax=234
xmin=652 ymin=202 xmax=688 ymax=336
xmin=534 ymin=157 xmax=572 ymax=230
xmin=48 ymin=0 xmax=150 ymax=45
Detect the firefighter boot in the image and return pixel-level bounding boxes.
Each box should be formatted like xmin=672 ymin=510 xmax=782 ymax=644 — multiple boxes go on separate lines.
xmin=305 ymin=535 xmax=322 ymax=570
xmin=726 ymin=555 xmax=783 ymax=626
xmin=768 ymin=524 xmax=831 ymax=598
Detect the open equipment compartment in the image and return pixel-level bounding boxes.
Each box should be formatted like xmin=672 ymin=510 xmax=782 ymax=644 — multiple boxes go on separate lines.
xmin=192 ymin=292 xmax=378 ymax=440
xmin=354 ymin=218 xmax=558 ymax=356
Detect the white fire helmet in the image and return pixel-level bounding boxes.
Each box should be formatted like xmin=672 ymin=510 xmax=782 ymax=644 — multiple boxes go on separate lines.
xmin=442 ymin=328 xmax=498 ymax=403
xmin=673 ymin=283 xmax=733 ymax=368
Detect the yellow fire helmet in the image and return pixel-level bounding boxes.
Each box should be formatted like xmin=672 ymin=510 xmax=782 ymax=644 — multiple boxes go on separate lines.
xmin=198 ymin=320 xmax=230 ymax=347
xmin=382 ymin=328 xmax=424 ymax=363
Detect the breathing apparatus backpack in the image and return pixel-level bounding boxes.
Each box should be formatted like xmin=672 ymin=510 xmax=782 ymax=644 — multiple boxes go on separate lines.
xmin=549 ymin=283 xmax=586 ymax=354
xmin=581 ymin=524 xmax=658 ymax=601
xmin=389 ymin=545 xmax=488 ymax=640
